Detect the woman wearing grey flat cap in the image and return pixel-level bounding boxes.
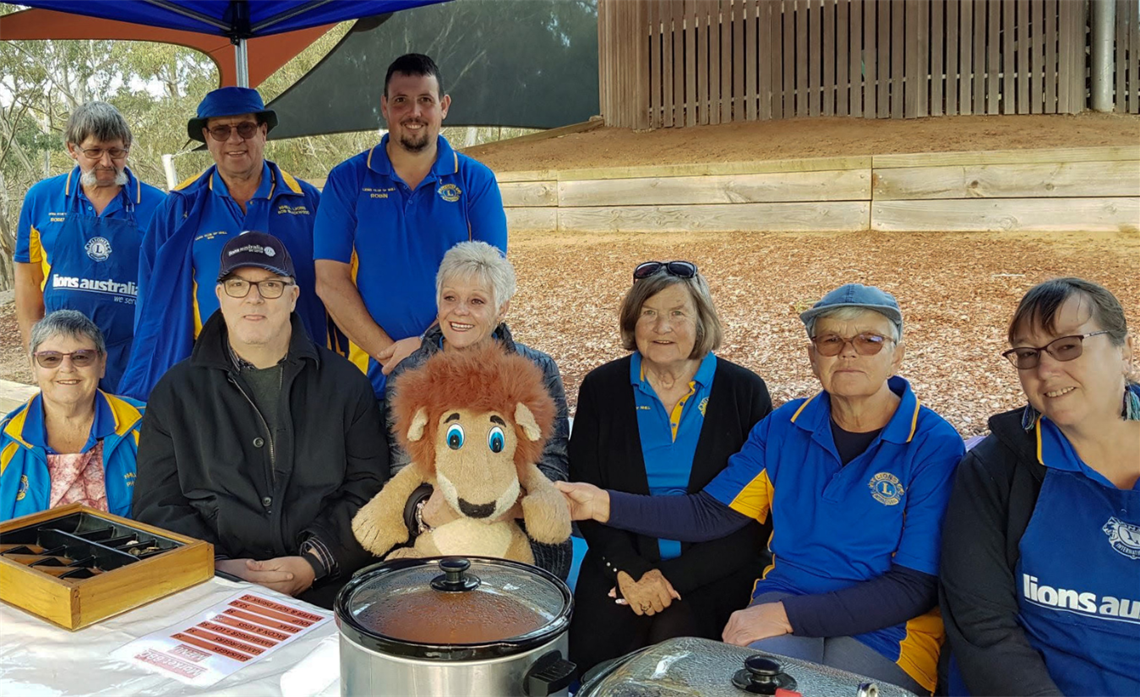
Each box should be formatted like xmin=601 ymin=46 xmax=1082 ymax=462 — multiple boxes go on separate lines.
xmin=558 ymin=283 xmax=965 ymax=695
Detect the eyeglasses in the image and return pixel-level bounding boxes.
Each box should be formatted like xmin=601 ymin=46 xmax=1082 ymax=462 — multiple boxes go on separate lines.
xmin=1001 ymin=331 xmax=1110 ymax=370
xmin=633 ymin=260 xmax=698 ymax=282
xmin=221 ymin=278 xmax=294 ymax=299
xmin=79 ymin=147 xmax=129 ymax=160
xmin=33 ymin=349 xmax=100 ymax=369
xmin=206 ymin=122 xmax=260 ymax=141
xmin=810 ymin=332 xmax=893 ymax=357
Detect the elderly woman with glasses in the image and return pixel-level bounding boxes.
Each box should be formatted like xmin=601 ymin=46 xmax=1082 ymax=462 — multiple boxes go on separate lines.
xmin=940 ymin=278 xmax=1139 ymax=697
xmin=1 ymin=310 xmax=145 ymax=522
xmin=567 ymin=260 xmax=773 ymax=676
xmin=560 ymin=283 xmax=965 ymax=695
xmin=384 ymin=240 xmax=573 ymax=578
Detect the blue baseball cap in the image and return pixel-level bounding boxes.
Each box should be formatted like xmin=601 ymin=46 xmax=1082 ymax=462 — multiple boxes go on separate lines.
xmin=799 ymin=283 xmax=904 ymax=338
xmin=217 ymin=232 xmax=294 ymax=281
xmin=187 ymin=87 xmax=277 ymax=143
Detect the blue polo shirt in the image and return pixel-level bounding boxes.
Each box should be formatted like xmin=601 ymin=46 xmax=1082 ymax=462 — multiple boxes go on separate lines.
xmin=632 ymin=351 xmax=717 ymax=560
xmin=1010 ymin=415 xmax=1140 ymax=696
xmin=181 ymin=162 xmax=324 ymax=339
xmin=15 ymin=166 xmax=165 ymax=271
xmin=704 ymin=376 xmax=964 ymax=691
xmin=313 ymin=134 xmax=507 ymax=396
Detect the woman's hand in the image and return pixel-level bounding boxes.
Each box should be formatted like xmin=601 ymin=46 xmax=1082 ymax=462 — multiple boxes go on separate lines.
xmin=554 ymin=481 xmax=610 ymax=522
xmin=721 ymin=601 xmax=793 ymax=646
xmin=609 ymin=569 xmax=681 ymax=616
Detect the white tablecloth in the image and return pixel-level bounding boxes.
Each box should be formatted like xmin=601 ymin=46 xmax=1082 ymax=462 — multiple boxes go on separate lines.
xmin=0 ymin=577 xmax=342 ymax=697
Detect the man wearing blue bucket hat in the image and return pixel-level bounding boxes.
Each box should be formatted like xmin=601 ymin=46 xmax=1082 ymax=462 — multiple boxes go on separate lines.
xmin=120 ymin=87 xmax=326 ymax=400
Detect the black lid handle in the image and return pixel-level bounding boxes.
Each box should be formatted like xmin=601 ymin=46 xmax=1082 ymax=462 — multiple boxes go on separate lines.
xmin=431 ymin=557 xmax=480 ymax=592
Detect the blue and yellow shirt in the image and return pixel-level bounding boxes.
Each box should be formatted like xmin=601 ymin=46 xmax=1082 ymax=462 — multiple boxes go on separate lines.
xmin=313 ymin=134 xmax=507 ymax=396
xmin=0 ymin=391 xmax=144 ymax=522
xmin=1011 ymin=416 xmax=1140 ymax=696
xmin=704 ymin=376 xmax=964 ymax=692
xmin=169 ymin=162 xmax=324 ymax=339
xmin=633 ymin=351 xmax=717 ymax=560
xmin=15 ymin=166 xmax=165 ymax=281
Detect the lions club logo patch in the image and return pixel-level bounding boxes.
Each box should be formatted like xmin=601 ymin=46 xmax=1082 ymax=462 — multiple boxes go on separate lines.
xmin=438 ymin=183 xmax=462 ymax=202
xmin=15 ymin=475 xmax=29 ymax=501
xmin=868 ymin=472 xmax=905 ymax=506
xmin=1103 ymin=517 xmax=1140 ymax=560
xmin=85 ymin=236 xmax=112 ymax=262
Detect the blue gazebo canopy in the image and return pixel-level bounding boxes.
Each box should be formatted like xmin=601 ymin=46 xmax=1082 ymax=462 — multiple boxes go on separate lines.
xmin=13 ymin=1 xmax=446 ymax=38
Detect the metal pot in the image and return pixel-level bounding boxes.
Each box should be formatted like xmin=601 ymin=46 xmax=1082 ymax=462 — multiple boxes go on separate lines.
xmin=335 ymin=556 xmax=575 ymax=697
xmin=576 ymin=637 xmax=919 ymax=697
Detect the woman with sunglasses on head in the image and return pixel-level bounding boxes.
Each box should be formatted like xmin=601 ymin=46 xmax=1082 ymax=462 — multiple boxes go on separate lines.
xmin=560 ymin=283 xmax=965 ymax=695
xmin=1 ymin=310 xmax=145 ymax=522
xmin=940 ymin=278 xmax=1139 ymax=697
xmin=567 ymin=260 xmax=774 ymax=675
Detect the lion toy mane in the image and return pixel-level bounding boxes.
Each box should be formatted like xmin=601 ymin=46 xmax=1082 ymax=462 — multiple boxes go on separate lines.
xmin=352 ymin=343 xmax=571 ymax=565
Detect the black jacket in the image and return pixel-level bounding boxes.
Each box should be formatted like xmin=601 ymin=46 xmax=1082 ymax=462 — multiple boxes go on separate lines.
xmin=133 ymin=311 xmax=389 ymax=580
xmin=939 ymin=409 xmax=1060 ymax=697
xmin=570 ymin=354 xmax=773 ymax=594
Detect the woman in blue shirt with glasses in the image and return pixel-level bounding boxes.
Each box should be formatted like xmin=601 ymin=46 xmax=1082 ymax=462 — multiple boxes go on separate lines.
xmin=940 ymin=277 xmax=1139 ymax=697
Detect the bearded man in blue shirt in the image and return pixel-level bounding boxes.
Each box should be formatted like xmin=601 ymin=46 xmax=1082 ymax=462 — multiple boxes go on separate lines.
xmin=14 ymin=102 xmax=166 ymax=392
xmin=313 ymin=53 xmax=507 ymax=399
xmin=120 ymin=87 xmax=325 ymax=400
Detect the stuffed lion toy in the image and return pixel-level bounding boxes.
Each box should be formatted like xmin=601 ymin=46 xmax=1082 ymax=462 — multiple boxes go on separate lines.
xmin=352 ymin=343 xmax=571 ymax=564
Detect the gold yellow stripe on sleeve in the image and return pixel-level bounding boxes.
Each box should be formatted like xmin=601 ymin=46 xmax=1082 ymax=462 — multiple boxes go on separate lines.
xmin=28 ymin=225 xmax=44 ymax=264
xmin=727 ymin=469 xmax=773 ymax=523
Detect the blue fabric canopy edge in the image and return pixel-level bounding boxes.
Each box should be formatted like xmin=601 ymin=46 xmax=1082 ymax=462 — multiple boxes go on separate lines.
xmin=14 ymin=1 xmax=450 ymax=38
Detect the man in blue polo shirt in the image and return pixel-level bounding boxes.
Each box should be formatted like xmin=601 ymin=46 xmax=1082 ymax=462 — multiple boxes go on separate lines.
xmin=558 ymin=284 xmax=965 ymax=695
xmin=119 ymin=87 xmax=325 ymax=400
xmin=314 ymin=53 xmax=507 ymax=398
xmin=15 ymin=102 xmax=166 ymax=392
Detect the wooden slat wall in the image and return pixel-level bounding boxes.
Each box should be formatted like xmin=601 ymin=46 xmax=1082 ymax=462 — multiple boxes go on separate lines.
xmin=1116 ymin=0 xmax=1140 ymax=113
xmin=607 ymin=0 xmax=1098 ymax=128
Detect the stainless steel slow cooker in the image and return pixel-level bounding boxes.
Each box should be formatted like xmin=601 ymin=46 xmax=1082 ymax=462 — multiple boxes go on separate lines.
xmin=577 ymin=636 xmax=919 ymax=697
xmin=335 ymin=556 xmax=575 ymax=697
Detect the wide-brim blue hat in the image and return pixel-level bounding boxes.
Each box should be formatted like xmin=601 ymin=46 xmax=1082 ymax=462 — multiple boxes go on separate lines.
xmin=187 ymin=87 xmax=278 ymax=143
xmin=799 ymin=283 xmax=904 ymax=338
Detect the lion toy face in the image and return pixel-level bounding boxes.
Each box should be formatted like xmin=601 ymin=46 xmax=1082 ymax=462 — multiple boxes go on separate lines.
xmin=429 ymin=407 xmax=529 ymax=522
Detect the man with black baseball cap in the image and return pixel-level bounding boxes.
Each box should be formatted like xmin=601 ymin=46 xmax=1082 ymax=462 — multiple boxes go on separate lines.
xmin=133 ymin=232 xmax=388 ymax=608
xmin=120 ymin=87 xmax=325 ymax=401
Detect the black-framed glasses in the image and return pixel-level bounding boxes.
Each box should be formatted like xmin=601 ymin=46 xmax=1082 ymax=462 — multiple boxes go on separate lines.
xmin=221 ymin=278 xmax=294 ymax=299
xmin=1001 ymin=331 xmax=1110 ymax=370
xmin=810 ymin=332 xmax=893 ymax=357
xmin=79 ymin=147 xmax=129 ymax=160
xmin=34 ymin=349 xmax=100 ymax=369
xmin=206 ymin=122 xmax=260 ymax=141
xmin=633 ymin=260 xmax=698 ymax=282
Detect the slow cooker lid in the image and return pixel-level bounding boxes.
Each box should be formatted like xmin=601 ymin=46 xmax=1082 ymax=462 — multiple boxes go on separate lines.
xmin=341 ymin=556 xmax=571 ymax=652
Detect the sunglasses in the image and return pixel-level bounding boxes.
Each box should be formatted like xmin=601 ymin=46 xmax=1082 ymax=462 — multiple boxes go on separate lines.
xmin=206 ymin=122 xmax=260 ymax=142
xmin=810 ymin=332 xmax=893 ymax=357
xmin=33 ymin=349 xmax=100 ymax=369
xmin=633 ymin=261 xmax=698 ymax=282
xmin=222 ymin=278 xmax=294 ymax=299
xmin=1001 ymin=330 xmax=1109 ymax=370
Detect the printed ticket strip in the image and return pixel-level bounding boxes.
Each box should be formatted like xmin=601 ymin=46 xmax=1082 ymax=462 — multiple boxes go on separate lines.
xmin=112 ymin=591 xmax=332 ymax=688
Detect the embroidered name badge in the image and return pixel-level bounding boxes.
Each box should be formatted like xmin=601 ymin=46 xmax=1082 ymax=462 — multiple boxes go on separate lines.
xmin=1103 ymin=517 xmax=1140 ymax=560
xmin=698 ymin=397 xmax=709 ymax=416
xmin=438 ymin=184 xmax=462 ymax=202
xmin=85 ymin=236 xmax=112 ymax=262
xmin=868 ymin=472 xmax=905 ymax=506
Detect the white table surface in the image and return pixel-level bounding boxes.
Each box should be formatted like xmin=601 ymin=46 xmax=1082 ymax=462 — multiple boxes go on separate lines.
xmin=0 ymin=577 xmax=341 ymax=697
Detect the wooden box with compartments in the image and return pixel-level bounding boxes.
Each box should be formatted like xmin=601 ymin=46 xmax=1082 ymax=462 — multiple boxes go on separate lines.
xmin=0 ymin=503 xmax=214 ymax=629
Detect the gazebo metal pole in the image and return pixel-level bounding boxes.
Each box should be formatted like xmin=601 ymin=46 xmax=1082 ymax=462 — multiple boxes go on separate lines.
xmin=234 ymin=38 xmax=250 ymax=87
xmin=1089 ymin=0 xmax=1114 ymax=112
